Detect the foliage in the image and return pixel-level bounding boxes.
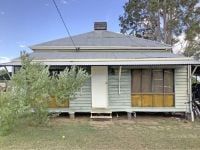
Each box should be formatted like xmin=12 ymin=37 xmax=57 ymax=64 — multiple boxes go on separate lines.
xmin=0 ymin=69 xmax=6 ymax=76
xmin=0 ymin=93 xmax=16 ymax=135
xmin=184 ymin=36 xmax=200 ymax=57
xmin=119 ymin=0 xmax=200 ymax=45
xmin=0 ymin=53 xmax=90 ymax=134
xmin=0 ymin=69 xmax=10 ymax=81
xmin=0 ymin=92 xmax=27 ymax=136
xmin=50 ymin=66 xmax=89 ymax=105
xmin=10 ymin=55 xmax=51 ymax=125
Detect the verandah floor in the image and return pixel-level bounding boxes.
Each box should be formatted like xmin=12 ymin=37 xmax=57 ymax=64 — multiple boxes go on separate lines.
xmin=0 ymin=114 xmax=200 ymax=150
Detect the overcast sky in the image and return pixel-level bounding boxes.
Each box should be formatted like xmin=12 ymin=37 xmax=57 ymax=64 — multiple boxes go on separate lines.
xmin=0 ymin=0 xmax=125 ymax=61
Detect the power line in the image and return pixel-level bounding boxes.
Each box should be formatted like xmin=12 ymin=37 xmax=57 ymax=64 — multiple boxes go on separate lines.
xmin=52 ymin=0 xmax=78 ymax=50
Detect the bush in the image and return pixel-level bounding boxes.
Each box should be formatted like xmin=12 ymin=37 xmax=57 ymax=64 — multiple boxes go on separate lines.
xmin=0 ymin=54 xmax=90 ymax=135
xmin=10 ymin=56 xmax=51 ymax=125
xmin=51 ymin=66 xmax=90 ymax=104
xmin=0 ymin=92 xmax=25 ymax=135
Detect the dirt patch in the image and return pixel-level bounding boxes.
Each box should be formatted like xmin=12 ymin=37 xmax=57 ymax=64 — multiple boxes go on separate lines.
xmin=51 ymin=115 xmax=187 ymax=125
xmin=89 ymin=120 xmax=113 ymax=128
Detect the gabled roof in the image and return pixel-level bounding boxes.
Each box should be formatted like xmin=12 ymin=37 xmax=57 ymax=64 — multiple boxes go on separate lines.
xmin=31 ymin=30 xmax=171 ymax=50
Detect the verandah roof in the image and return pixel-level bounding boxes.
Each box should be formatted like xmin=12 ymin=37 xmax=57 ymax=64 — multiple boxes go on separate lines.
xmin=12 ymin=51 xmax=184 ymax=60
xmin=1 ymin=51 xmax=200 ymax=66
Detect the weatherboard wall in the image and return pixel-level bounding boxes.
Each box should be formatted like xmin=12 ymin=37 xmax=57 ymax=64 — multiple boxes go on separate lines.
xmin=69 ymin=78 xmax=92 ymax=112
xmin=49 ymin=66 xmax=189 ymax=113
xmin=108 ymin=66 xmax=189 ymax=112
xmin=108 ymin=68 xmax=132 ymax=111
xmin=174 ymin=66 xmax=189 ymax=112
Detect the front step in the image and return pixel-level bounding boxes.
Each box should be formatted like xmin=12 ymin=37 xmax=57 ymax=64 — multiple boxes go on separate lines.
xmin=90 ymin=116 xmax=112 ymax=119
xmin=91 ymin=108 xmax=112 ymax=119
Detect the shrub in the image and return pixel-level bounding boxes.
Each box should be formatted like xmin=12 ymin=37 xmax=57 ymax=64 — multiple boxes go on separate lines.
xmin=10 ymin=56 xmax=51 ymax=125
xmin=0 ymin=54 xmax=90 ymax=135
xmin=0 ymin=92 xmax=26 ymax=135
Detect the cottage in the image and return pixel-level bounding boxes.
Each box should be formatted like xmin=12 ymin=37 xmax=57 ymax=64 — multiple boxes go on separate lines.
xmin=1 ymin=22 xmax=200 ymax=119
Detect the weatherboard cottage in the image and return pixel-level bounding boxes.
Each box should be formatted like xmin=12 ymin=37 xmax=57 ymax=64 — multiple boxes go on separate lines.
xmin=1 ymin=22 xmax=200 ymax=119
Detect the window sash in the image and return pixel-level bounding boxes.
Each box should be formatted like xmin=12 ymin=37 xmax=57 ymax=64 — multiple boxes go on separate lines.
xmin=132 ymin=69 xmax=174 ymax=94
xmin=132 ymin=69 xmax=141 ymax=93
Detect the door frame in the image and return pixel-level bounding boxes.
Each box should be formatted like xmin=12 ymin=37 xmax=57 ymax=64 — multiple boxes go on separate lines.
xmin=91 ymin=66 xmax=108 ymax=108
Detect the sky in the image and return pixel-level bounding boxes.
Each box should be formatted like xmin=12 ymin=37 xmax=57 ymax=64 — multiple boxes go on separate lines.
xmin=0 ymin=0 xmax=125 ymax=62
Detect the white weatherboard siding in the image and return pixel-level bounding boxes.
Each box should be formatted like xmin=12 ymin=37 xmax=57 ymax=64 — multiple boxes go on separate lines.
xmin=108 ymin=66 xmax=189 ymax=112
xmin=91 ymin=66 xmax=108 ymax=108
xmin=48 ymin=78 xmax=92 ymax=113
xmin=50 ymin=66 xmax=189 ymax=113
xmin=175 ymin=66 xmax=189 ymax=112
xmin=108 ymin=68 xmax=132 ymax=111
xmin=69 ymin=78 xmax=92 ymax=112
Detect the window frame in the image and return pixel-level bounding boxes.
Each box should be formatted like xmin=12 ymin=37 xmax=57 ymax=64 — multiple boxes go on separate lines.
xmin=131 ymin=68 xmax=175 ymax=107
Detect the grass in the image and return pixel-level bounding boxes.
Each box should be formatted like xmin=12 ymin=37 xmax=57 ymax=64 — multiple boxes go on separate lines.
xmin=0 ymin=115 xmax=200 ymax=150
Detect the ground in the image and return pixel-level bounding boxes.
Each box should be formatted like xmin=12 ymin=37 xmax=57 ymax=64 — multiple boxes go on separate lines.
xmin=0 ymin=114 xmax=200 ymax=150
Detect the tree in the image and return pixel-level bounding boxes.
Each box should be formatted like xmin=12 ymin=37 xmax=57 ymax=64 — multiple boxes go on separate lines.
xmin=119 ymin=0 xmax=200 ymax=45
xmin=50 ymin=66 xmax=89 ymax=105
xmin=184 ymin=36 xmax=200 ymax=57
xmin=11 ymin=54 xmax=89 ymax=125
xmin=0 ymin=53 xmax=90 ymax=135
xmin=10 ymin=54 xmax=52 ymax=125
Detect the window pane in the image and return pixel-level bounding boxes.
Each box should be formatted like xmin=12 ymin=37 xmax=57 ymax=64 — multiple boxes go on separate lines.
xmin=132 ymin=70 xmax=141 ymax=93
xmin=142 ymin=69 xmax=151 ymax=93
xmin=152 ymin=69 xmax=163 ymax=93
xmin=164 ymin=69 xmax=174 ymax=93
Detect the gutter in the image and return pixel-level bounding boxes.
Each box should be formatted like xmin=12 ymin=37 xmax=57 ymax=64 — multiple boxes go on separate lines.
xmin=26 ymin=57 xmax=193 ymax=62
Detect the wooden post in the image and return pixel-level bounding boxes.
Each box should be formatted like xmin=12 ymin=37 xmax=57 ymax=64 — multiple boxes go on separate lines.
xmin=118 ymin=66 xmax=122 ymax=94
xmin=188 ymin=65 xmax=194 ymax=122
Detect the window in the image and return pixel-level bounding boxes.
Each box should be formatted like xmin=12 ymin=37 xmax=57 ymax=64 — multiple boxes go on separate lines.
xmin=49 ymin=66 xmax=91 ymax=77
xmin=131 ymin=69 xmax=174 ymax=107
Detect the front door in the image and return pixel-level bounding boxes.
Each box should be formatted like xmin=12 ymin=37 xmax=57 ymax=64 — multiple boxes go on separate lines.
xmin=91 ymin=66 xmax=108 ymax=108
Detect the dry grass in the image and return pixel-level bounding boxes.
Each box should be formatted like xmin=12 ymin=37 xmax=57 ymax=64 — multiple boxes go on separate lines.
xmin=0 ymin=115 xmax=200 ymax=150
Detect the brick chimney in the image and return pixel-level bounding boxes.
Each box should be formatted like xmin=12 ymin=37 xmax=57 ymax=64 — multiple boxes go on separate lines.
xmin=94 ymin=22 xmax=107 ymax=30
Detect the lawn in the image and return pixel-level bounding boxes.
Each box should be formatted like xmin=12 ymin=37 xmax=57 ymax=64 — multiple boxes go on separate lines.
xmin=0 ymin=115 xmax=200 ymax=150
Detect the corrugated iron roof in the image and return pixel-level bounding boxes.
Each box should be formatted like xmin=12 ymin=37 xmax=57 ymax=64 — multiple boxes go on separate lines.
xmin=12 ymin=51 xmax=184 ymax=61
xmin=31 ymin=30 xmax=171 ymax=50
xmin=2 ymin=60 xmax=200 ymax=66
xmin=1 ymin=51 xmax=200 ymax=66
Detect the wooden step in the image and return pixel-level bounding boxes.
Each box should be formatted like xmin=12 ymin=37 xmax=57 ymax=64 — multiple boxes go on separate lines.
xmin=90 ymin=116 xmax=112 ymax=119
xmin=91 ymin=108 xmax=112 ymax=119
